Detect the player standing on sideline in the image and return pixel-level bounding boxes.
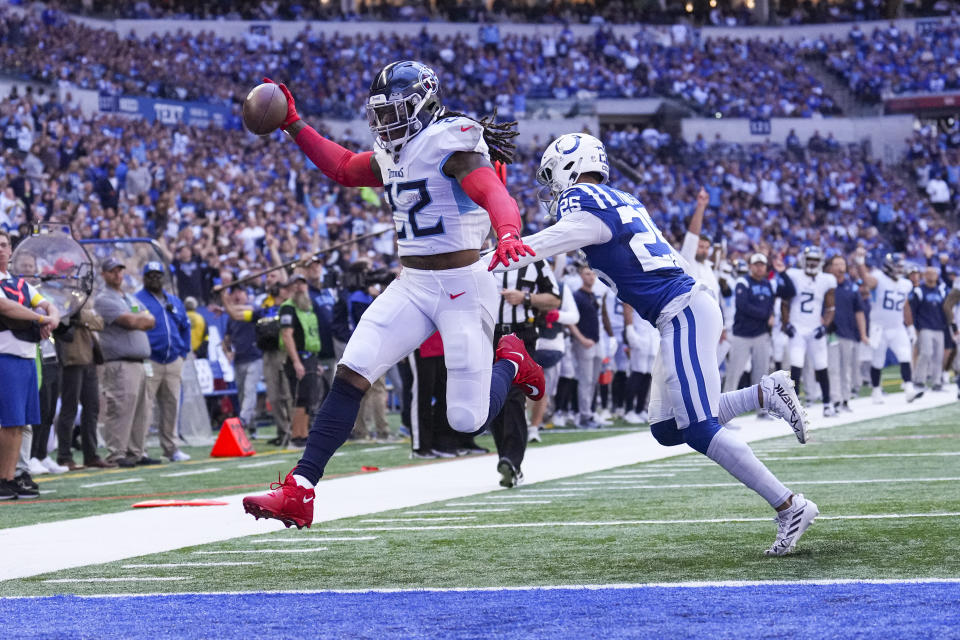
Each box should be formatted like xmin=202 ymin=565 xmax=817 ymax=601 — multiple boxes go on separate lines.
xmin=856 ymin=252 xmax=924 ymax=403
xmin=243 ymin=62 xmax=544 ymax=528
xmin=495 ymin=133 xmax=817 ymax=555
xmin=779 ymin=247 xmax=838 ymax=417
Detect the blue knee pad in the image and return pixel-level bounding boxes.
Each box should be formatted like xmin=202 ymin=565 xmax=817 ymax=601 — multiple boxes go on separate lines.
xmin=650 ymin=419 xmax=684 ymax=447
xmin=682 ymin=418 xmax=721 ymax=454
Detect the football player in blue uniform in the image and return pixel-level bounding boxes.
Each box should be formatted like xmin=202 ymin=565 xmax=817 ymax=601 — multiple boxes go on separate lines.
xmin=243 ymin=62 xmax=545 ymax=529
xmin=495 ymin=133 xmax=818 ymax=556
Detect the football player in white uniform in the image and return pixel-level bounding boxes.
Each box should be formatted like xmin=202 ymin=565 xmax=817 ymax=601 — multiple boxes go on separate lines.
xmin=244 ymin=62 xmax=544 ymax=529
xmin=780 ymin=247 xmax=838 ymax=417
xmin=859 ymin=253 xmax=924 ymax=403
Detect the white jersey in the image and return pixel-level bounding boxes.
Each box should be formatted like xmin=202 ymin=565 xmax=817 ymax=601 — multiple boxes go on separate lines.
xmin=604 ymin=290 xmax=625 ymax=339
xmin=786 ymin=268 xmax=837 ymax=332
xmin=374 ymin=116 xmax=492 ymax=257
xmin=870 ymin=269 xmax=911 ymax=329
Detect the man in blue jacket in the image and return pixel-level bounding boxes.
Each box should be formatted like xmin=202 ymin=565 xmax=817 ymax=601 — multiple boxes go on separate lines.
xmin=136 ymin=261 xmax=192 ymax=463
xmin=724 ymin=254 xmax=779 ymax=403
xmin=910 ymin=266 xmax=949 ymax=390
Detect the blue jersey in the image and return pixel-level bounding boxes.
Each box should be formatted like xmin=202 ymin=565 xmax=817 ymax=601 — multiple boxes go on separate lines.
xmin=556 ymin=183 xmax=694 ymax=325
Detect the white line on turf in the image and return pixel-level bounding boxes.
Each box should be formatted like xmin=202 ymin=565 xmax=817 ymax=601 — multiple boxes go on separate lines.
xmin=581 ymin=477 xmax=960 ymax=490
xmin=236 ymin=459 xmax=296 ymax=469
xmin=15 ymin=578 xmax=959 ymax=599
xmin=404 ymin=508 xmax=513 ymax=514
xmin=447 ymin=501 xmax=552 ymax=506
xmin=79 ymin=478 xmax=143 ymax=489
xmin=4 ymin=389 xmax=953 ymax=581
xmin=252 ymin=537 xmax=378 ymax=543
xmin=193 ymin=548 xmax=328 ymax=554
xmin=488 ymin=494 xmax=577 ymax=498
xmin=42 ymin=577 xmax=191 ymax=583
xmin=121 ymin=563 xmax=259 ymax=568
xmin=354 ymin=445 xmax=401 ymax=453
xmin=324 ymin=511 xmax=960 ymax=533
xmin=161 ymin=468 xmax=222 ymax=478
xmin=760 ymin=452 xmax=960 ymax=461
xmin=359 ymin=517 xmax=476 ymax=523
xmin=560 ymin=481 xmax=654 ymax=486
xmin=594 ymin=473 xmax=677 ymax=478
xmin=520 ymin=488 xmax=593 ymax=493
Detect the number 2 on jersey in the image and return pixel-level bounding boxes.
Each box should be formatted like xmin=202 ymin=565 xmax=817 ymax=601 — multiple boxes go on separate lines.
xmin=386 ymin=179 xmax=444 ymax=240
xmin=615 ymin=200 xmax=677 ymax=271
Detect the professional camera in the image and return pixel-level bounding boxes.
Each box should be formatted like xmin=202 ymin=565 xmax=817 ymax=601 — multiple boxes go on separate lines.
xmin=340 ymin=262 xmax=394 ymax=291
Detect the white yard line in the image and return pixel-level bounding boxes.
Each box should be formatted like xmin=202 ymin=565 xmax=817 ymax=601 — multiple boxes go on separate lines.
xmin=121 ymin=563 xmax=259 ymax=568
xmin=447 ymin=501 xmax=552 ymax=506
xmin=359 ymin=516 xmax=477 ymax=523
xmin=404 ymin=508 xmax=513 ymax=514
xmin=8 ymin=577 xmax=959 ymax=600
xmin=235 ymin=459 xmax=297 ymax=469
xmin=252 ymin=537 xmax=378 ymax=543
xmin=161 ymin=468 xmax=222 ymax=478
xmin=1 ymin=390 xmax=954 ymax=581
xmin=324 ymin=511 xmax=960 ymax=533
xmin=42 ymin=577 xmax=190 ymax=583
xmin=193 ymin=548 xmax=328 ymax=555
xmin=760 ymin=452 xmax=960 ymax=461
xmin=599 ymin=473 xmax=677 ymax=478
xmin=80 ymin=478 xmax=143 ymax=489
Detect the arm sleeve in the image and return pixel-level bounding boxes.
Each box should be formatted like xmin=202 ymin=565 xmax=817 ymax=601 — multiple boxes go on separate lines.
xmin=777 ymin=271 xmax=797 ymax=300
xmin=293 ymin=125 xmax=382 ymax=188
xmin=679 ymin=231 xmax=699 ymax=263
xmin=557 ymin=284 xmax=580 ymax=325
xmin=491 ymin=210 xmax=612 ymax=273
xmin=459 ymin=166 xmax=521 ymax=239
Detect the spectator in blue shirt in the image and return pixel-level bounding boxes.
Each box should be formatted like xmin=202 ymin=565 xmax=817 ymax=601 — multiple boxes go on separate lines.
xmin=725 ymin=253 xmax=777 ymax=399
xmin=827 ymin=255 xmax=867 ymax=411
xmin=910 ymin=267 xmax=948 ymax=390
xmin=135 ymin=261 xmax=191 ymax=463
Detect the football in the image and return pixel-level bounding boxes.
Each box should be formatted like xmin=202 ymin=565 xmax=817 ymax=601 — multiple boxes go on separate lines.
xmin=242 ymin=82 xmax=288 ymax=135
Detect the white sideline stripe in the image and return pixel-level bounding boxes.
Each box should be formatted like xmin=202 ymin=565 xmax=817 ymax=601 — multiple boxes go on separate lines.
xmin=43 ymin=577 xmax=191 ymax=584
xmin=760 ymin=452 xmax=960 ymax=461
xmin=519 ymin=488 xmax=593 ymax=493
xmin=560 ymin=481 xmax=653 ymax=486
xmin=236 ymin=459 xmax=296 ymax=469
xmin=2 ymin=390 xmax=954 ymax=581
xmin=447 ymin=501 xmax=552 ymax=506
xmin=161 ymin=468 xmax=222 ymax=478
xmin=17 ymin=577 xmax=959 ymax=599
xmin=587 ymin=477 xmax=960 ymax=490
xmin=360 ymin=517 xmax=476 ymax=523
xmin=405 ymin=509 xmax=513 ymax=514
xmin=121 ymin=563 xmax=259 ymax=568
xmin=600 ymin=473 xmax=677 ymax=478
xmin=488 ymin=494 xmax=577 ymax=499
xmin=193 ymin=548 xmax=328 ymax=555
xmin=252 ymin=537 xmax=378 ymax=543
xmin=325 ymin=511 xmax=960 ymax=533
xmin=80 ymin=478 xmax=143 ymax=489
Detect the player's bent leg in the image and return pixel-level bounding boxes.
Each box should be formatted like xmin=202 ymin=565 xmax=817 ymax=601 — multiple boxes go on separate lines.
xmin=650 ymin=418 xmax=684 ymax=447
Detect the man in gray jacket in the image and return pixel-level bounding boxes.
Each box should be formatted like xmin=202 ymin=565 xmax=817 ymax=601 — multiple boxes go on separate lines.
xmin=94 ymin=257 xmax=158 ymax=467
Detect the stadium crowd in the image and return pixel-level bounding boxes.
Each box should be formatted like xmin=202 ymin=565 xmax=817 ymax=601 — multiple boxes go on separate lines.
xmin=2 ymin=67 xmax=960 ymax=495
xmin=0 ymin=6 xmax=841 ymax=118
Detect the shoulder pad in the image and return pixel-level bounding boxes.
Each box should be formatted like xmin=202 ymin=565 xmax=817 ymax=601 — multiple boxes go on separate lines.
xmin=428 ymin=117 xmax=488 ymax=157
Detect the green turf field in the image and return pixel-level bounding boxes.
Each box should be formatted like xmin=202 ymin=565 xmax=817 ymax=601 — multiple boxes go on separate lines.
xmin=4 ymin=399 xmax=958 ymax=598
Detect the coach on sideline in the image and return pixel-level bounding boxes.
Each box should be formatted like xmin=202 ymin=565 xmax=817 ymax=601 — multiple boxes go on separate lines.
xmin=0 ymin=230 xmax=60 ymax=500
xmin=136 ymin=261 xmax=192 ymax=463
xmin=827 ymin=255 xmax=868 ymax=411
xmin=724 ymin=254 xmax=776 ymax=400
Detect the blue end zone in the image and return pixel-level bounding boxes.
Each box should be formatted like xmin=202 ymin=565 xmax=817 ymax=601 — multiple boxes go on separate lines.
xmin=3 ymin=582 xmax=958 ymax=639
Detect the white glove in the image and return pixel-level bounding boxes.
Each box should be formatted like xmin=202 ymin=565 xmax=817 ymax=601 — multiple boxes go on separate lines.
xmin=907 ymin=325 xmax=918 ymax=344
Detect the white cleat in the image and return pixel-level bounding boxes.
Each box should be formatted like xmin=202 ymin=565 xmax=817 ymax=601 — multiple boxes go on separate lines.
xmin=904 ymin=382 xmax=924 ymax=403
xmin=622 ymin=411 xmax=644 ymax=425
xmin=823 ymin=403 xmax=837 ymax=418
xmin=760 ymin=370 xmax=809 ymax=444
xmin=527 ymin=426 xmax=542 ymax=443
xmin=871 ymin=387 xmax=885 ymax=404
xmin=765 ymin=493 xmax=819 ymax=557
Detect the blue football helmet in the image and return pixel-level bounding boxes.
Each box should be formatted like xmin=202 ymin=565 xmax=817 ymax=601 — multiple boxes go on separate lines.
xmin=366 ymin=61 xmax=442 ymax=158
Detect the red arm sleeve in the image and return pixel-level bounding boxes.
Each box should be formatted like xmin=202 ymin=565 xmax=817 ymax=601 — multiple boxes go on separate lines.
xmin=460 ymin=166 xmax=521 ymax=239
xmin=293 ymin=125 xmax=383 ymax=188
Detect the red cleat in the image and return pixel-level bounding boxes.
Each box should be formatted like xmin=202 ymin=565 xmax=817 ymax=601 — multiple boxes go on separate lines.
xmin=495 ymin=334 xmax=545 ymax=401
xmin=242 ymin=471 xmax=314 ymax=529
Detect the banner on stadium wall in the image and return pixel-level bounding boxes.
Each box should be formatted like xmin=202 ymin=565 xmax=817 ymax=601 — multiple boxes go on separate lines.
xmin=98 ymin=94 xmax=239 ymax=129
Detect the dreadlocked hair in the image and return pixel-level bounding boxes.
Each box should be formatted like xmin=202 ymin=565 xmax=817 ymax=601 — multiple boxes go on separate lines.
xmin=440 ymin=108 xmax=519 ymax=165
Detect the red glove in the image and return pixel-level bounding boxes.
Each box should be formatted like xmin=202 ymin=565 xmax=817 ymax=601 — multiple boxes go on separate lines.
xmin=262 ymin=77 xmax=300 ymax=130
xmin=544 ymin=309 xmax=560 ymax=328
xmin=488 ymin=232 xmax=535 ymax=271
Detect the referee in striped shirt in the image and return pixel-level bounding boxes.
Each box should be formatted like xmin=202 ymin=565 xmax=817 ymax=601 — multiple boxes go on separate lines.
xmin=490 ymin=260 xmax=561 ymax=488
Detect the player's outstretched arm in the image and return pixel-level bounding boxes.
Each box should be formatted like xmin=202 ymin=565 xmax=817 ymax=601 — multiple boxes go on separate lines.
xmin=263 ymin=78 xmax=383 ymax=188
xmin=443 ymin=151 xmax=534 ymax=270
xmin=490 ymin=209 xmax=611 ymax=273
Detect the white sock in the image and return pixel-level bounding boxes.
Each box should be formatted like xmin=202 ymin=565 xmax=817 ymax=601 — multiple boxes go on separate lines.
xmin=704 ymin=428 xmax=791 ymax=508
xmin=718 ymin=385 xmax=761 ymax=425
xmin=293 ymin=474 xmax=314 ymax=489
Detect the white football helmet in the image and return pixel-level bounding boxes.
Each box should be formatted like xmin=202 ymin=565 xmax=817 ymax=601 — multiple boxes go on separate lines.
xmin=536 ymin=134 xmax=610 ymax=207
